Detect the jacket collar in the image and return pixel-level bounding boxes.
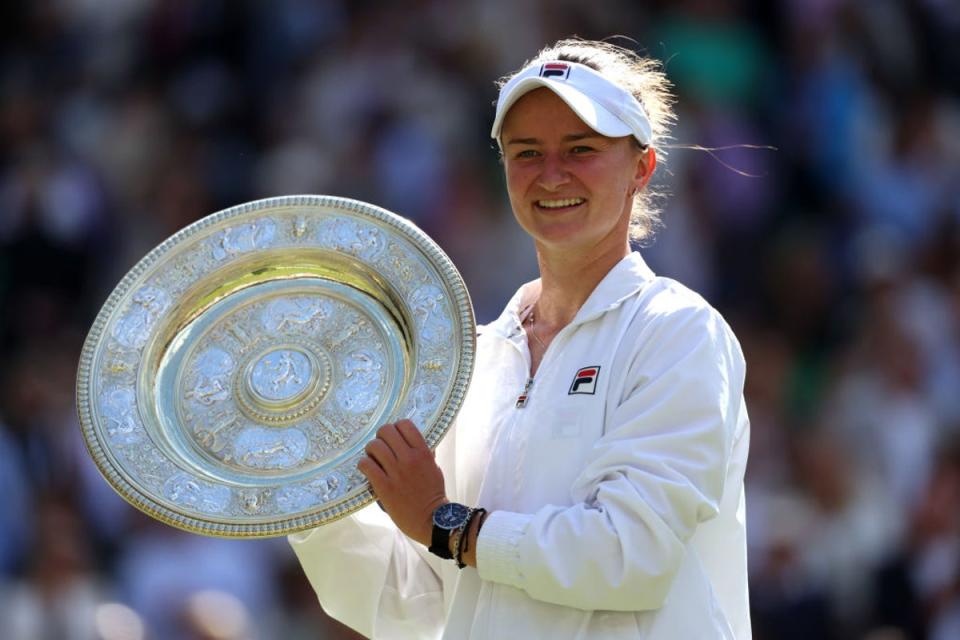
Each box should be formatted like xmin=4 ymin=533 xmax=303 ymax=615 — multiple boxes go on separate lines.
xmin=483 ymin=252 xmax=655 ymax=341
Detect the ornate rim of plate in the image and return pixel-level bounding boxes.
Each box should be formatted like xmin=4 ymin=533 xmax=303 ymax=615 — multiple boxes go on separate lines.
xmin=76 ymin=195 xmax=475 ymax=538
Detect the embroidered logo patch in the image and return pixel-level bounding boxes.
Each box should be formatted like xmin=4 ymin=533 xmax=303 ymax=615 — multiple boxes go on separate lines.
xmin=539 ymin=63 xmax=571 ymax=79
xmin=568 ymin=366 xmax=600 ymax=395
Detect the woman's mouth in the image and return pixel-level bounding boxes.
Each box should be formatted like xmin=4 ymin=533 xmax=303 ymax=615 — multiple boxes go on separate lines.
xmin=535 ymin=197 xmax=586 ymax=211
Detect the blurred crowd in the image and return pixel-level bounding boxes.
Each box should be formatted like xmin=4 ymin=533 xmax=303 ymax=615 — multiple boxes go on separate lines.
xmin=1 ymin=1 xmax=958 ymax=638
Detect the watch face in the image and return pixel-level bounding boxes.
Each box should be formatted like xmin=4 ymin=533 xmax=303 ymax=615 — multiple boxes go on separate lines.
xmin=433 ymin=502 xmax=470 ymax=530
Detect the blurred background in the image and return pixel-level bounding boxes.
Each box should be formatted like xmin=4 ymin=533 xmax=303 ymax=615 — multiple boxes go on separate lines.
xmin=1 ymin=0 xmax=959 ymax=638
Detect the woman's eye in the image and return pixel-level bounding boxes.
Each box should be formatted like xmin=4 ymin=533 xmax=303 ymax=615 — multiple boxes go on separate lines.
xmin=570 ymin=145 xmax=594 ymax=154
xmin=516 ymin=149 xmax=540 ymax=158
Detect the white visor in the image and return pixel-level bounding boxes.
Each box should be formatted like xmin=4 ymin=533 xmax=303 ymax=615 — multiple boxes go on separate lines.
xmin=491 ymin=60 xmax=653 ymax=148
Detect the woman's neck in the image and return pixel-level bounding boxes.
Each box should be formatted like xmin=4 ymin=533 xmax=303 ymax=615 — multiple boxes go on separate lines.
xmin=533 ymin=240 xmax=630 ymax=328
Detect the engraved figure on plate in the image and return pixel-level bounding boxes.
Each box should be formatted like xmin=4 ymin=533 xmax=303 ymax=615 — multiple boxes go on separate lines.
xmin=311 ymin=472 xmax=343 ymax=501
xmin=238 ymin=488 xmax=269 ymax=514
xmin=163 ymin=472 xmax=231 ymax=514
xmin=276 ymin=485 xmax=316 ymax=512
xmin=250 ymin=349 xmax=311 ymax=402
xmin=185 ymin=347 xmax=235 ymax=408
xmin=409 ymin=284 xmax=452 ymax=344
xmin=112 ymin=286 xmax=171 ymax=349
xmin=212 ymin=219 xmax=277 ymax=261
xmin=336 ymin=349 xmax=384 ymax=414
xmin=100 ymin=386 xmax=141 ymax=445
xmin=262 ymin=297 xmax=333 ymax=335
xmin=319 ymin=218 xmax=386 ymax=261
xmin=407 ymin=382 xmax=442 ymax=426
xmin=233 ymin=427 xmax=309 ymax=470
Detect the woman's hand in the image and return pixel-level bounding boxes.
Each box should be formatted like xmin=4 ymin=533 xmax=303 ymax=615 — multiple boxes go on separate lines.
xmin=358 ymin=419 xmax=448 ymax=547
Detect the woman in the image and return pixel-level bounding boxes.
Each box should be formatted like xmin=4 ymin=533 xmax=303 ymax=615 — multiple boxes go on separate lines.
xmin=290 ymin=39 xmax=751 ymax=639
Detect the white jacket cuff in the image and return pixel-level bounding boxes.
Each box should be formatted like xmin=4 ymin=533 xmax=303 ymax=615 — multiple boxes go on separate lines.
xmin=476 ymin=510 xmax=531 ymax=588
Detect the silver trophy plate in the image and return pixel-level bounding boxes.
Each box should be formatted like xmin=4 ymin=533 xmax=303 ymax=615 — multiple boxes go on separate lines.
xmin=76 ymin=196 xmax=475 ymax=537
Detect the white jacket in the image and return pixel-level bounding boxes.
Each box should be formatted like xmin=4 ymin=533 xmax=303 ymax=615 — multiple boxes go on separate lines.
xmin=289 ymin=252 xmax=751 ymax=639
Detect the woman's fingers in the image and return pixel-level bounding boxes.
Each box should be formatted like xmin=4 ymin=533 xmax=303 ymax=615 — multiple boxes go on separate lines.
xmin=362 ymin=420 xmax=436 ymax=487
xmin=363 ymin=421 xmax=424 ymax=474
xmin=375 ymin=420 xmax=429 ymax=459
xmin=364 ymin=436 xmax=397 ymax=470
xmin=357 ymin=456 xmax=388 ymax=491
xmin=375 ymin=422 xmax=408 ymax=456
xmin=396 ymin=419 xmax=427 ymax=449
xmin=357 ymin=420 xmax=446 ymax=546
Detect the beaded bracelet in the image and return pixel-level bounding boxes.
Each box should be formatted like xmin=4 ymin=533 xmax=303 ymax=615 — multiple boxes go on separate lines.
xmin=448 ymin=510 xmax=470 ymax=563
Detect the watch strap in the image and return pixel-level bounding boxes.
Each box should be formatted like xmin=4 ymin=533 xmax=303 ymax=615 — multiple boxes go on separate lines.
xmin=429 ymin=519 xmax=455 ymax=559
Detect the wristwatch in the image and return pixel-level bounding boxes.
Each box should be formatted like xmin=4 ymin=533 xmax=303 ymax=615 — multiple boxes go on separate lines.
xmin=429 ymin=502 xmax=472 ymax=560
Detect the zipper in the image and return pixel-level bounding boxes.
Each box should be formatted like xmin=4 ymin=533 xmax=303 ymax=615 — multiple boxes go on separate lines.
xmin=515 ymin=376 xmax=534 ymax=408
xmin=514 ymin=319 xmax=574 ymax=408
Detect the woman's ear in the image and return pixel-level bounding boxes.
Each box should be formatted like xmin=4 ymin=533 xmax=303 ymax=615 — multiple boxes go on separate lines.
xmin=635 ymin=146 xmax=657 ymax=191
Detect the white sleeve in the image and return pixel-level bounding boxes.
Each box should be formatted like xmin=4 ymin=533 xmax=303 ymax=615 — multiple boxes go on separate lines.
xmin=476 ymin=305 xmax=745 ymax=612
xmin=288 ymin=504 xmax=446 ymax=639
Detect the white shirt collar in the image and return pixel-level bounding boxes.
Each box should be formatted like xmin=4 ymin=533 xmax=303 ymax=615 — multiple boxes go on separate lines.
xmin=484 ymin=252 xmax=656 ymax=340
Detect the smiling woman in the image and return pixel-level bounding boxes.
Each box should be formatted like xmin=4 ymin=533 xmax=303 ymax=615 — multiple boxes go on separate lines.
xmin=493 ymin=39 xmax=676 ymax=244
xmin=498 ymin=88 xmax=654 ymax=253
xmin=290 ymin=38 xmax=751 ymax=640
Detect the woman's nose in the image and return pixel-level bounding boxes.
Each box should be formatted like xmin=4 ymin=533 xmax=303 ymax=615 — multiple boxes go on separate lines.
xmin=536 ymin=154 xmax=571 ymax=191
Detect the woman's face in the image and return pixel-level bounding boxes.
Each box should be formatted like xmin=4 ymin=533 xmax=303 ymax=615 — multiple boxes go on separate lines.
xmin=500 ymin=87 xmax=654 ymax=253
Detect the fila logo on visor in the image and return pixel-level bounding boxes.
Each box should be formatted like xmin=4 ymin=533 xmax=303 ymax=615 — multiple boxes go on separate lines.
xmin=568 ymin=366 xmax=600 ymax=395
xmin=539 ymin=63 xmax=570 ymax=79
